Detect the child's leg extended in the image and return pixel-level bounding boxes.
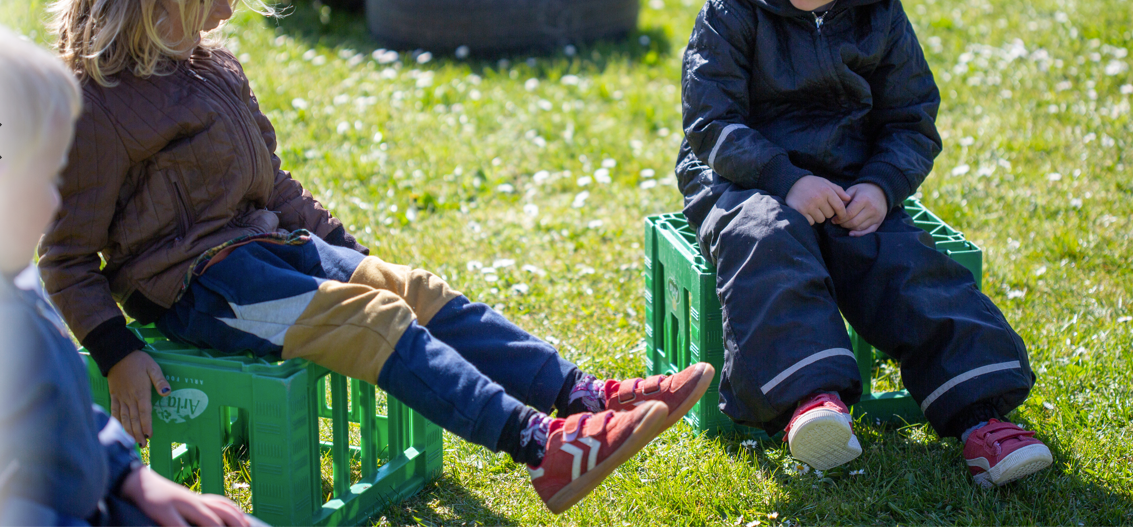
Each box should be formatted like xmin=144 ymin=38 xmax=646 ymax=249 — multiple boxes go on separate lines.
xmin=692 ymin=185 xmax=863 ymax=432
xmin=156 ymin=235 xmax=672 ymax=512
xmin=350 ymin=254 xmax=716 ymax=427
xmin=348 ymin=256 xmax=574 ymax=415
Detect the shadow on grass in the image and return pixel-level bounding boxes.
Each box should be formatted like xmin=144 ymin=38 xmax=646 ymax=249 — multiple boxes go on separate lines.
xmin=718 ymin=417 xmax=1133 ymax=525
xmin=366 ymin=474 xmax=519 ymax=526
xmin=261 ymin=0 xmax=673 ymax=77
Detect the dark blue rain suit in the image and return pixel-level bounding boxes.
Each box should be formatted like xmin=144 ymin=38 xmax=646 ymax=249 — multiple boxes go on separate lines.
xmin=675 ymin=0 xmax=1034 ymax=436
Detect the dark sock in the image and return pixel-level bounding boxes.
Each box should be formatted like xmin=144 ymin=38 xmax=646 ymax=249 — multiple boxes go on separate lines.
xmin=944 ymin=401 xmax=1002 ymax=439
xmin=553 ymin=367 xmax=603 ymax=416
xmin=496 ymin=406 xmax=550 ymax=466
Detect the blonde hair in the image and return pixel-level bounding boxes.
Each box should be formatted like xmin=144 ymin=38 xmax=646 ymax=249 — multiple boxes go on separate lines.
xmin=0 ymin=26 xmax=82 ymax=180
xmin=50 ymin=0 xmax=278 ymax=87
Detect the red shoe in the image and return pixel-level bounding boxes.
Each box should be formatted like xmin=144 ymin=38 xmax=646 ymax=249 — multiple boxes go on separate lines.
xmin=529 ymin=401 xmax=668 ymax=514
xmin=603 ymin=363 xmax=715 ymax=431
xmin=963 ymin=419 xmax=1052 ymax=488
xmin=783 ymin=392 xmax=861 ymax=471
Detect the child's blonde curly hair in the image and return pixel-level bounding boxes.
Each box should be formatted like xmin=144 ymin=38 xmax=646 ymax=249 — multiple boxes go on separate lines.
xmin=50 ymin=0 xmax=277 ymax=87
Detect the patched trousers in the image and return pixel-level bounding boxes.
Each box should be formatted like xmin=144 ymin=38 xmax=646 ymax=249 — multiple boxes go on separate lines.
xmin=684 ymin=182 xmax=1034 ymax=435
xmin=157 ymin=232 xmax=578 ymax=450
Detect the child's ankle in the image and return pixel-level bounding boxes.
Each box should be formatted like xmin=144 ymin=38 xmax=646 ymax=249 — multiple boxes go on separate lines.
xmin=947 ymin=401 xmax=1002 ymax=441
xmin=556 ymin=373 xmax=606 ymax=416
xmin=498 ymin=407 xmax=552 ymax=466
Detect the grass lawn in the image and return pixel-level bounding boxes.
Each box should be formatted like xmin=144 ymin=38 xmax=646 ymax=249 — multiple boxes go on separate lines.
xmin=4 ymin=0 xmax=1133 ymax=524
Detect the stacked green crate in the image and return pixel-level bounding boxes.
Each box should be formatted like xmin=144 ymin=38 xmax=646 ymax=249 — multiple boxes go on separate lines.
xmin=643 ymin=198 xmax=983 ymax=438
xmin=84 ymin=325 xmax=442 ymax=526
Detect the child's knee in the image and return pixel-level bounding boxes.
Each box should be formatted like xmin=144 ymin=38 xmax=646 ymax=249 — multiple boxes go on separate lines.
xmin=348 ymin=256 xmax=463 ymax=324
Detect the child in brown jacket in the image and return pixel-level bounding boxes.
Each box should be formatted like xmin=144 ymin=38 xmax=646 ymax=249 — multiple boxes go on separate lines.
xmin=37 ymin=0 xmax=715 ymax=514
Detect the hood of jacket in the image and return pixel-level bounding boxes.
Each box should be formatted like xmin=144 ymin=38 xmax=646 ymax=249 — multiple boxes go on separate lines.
xmin=748 ymin=0 xmax=885 ymax=17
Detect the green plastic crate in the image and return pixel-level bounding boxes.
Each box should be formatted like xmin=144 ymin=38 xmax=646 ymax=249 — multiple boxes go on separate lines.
xmin=83 ymin=325 xmax=442 ymax=526
xmin=643 ymin=198 xmax=983 ymax=438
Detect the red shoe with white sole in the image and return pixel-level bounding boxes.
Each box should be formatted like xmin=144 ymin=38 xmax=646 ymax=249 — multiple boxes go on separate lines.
xmin=963 ymin=419 xmax=1052 ymax=488
xmin=603 ymin=363 xmax=716 ymax=431
xmin=783 ymin=392 xmax=862 ymax=471
xmin=529 ymin=401 xmax=668 ymax=514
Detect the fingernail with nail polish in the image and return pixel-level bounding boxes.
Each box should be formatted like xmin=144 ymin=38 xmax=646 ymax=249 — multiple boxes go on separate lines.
xmin=161 ymin=387 xmax=171 ymax=394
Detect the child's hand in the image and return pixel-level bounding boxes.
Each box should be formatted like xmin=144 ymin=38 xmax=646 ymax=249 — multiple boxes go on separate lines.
xmin=835 ymin=183 xmax=888 ymax=236
xmin=120 ymin=467 xmax=250 ymax=527
xmin=785 ymin=175 xmax=851 ymax=225
xmin=107 ymin=350 xmax=171 ymax=446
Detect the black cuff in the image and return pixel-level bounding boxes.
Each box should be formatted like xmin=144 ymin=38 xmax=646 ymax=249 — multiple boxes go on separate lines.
xmin=83 ymin=316 xmax=146 ymax=376
xmin=323 ymin=225 xmax=370 ymax=255
xmin=758 ymin=154 xmax=811 ymax=198
xmin=857 ymin=160 xmax=912 ymax=211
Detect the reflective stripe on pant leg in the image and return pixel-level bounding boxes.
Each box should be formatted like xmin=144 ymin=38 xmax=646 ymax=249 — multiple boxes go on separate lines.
xmin=919 ymin=361 xmax=1022 ymax=413
xmin=348 ymin=256 xmax=462 ymax=326
xmin=281 ymin=280 xmax=415 ymax=384
xmin=761 ymin=348 xmax=856 ymax=394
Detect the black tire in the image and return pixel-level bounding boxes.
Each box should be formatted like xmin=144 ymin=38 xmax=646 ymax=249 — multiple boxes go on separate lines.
xmin=365 ymin=0 xmax=639 ymax=54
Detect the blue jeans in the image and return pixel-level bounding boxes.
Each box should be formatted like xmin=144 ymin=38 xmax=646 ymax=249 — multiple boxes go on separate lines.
xmin=157 ymin=233 xmax=577 ymax=450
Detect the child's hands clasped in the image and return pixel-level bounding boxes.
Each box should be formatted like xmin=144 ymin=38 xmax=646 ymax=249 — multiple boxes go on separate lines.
xmin=107 ymin=350 xmax=172 ymax=445
xmin=120 ymin=467 xmax=250 ymax=527
xmin=785 ymin=175 xmax=851 ymax=226
xmin=833 ymin=183 xmax=888 ymax=237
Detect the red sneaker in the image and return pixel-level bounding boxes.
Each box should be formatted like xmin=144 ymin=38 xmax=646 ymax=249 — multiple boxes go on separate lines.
xmin=783 ymin=392 xmax=861 ymax=471
xmin=963 ymin=419 xmax=1052 ymax=488
xmin=603 ymin=362 xmax=715 ymax=431
xmin=529 ymin=401 xmax=668 ymax=514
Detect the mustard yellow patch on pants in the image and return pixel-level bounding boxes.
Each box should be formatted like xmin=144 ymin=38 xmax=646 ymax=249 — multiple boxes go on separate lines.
xmin=281 ymin=257 xmax=463 ymax=383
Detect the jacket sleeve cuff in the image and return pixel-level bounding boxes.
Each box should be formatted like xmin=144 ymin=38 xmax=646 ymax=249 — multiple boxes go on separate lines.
xmin=857 ymin=160 xmax=913 ymax=210
xmin=757 ymin=154 xmax=812 ymax=198
xmin=90 ymin=405 xmax=145 ymax=493
xmin=322 ymin=225 xmax=370 ymax=256
xmin=82 ymin=316 xmax=146 ymax=376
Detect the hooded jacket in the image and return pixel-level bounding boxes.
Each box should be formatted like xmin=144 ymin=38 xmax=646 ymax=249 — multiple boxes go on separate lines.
xmin=38 ymin=47 xmax=366 ymax=376
xmin=676 ymin=0 xmax=942 ymax=214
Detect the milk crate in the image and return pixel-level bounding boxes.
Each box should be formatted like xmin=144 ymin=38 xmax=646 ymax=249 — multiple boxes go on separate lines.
xmin=83 ymin=325 xmax=443 ymax=526
xmin=643 ymin=198 xmax=983 ymax=438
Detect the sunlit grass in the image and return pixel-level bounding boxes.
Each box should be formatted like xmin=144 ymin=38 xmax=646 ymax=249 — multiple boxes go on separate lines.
xmin=4 ymin=0 xmax=1132 ymax=524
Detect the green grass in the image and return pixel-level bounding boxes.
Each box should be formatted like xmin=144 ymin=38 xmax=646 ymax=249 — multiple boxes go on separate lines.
xmin=4 ymin=0 xmax=1133 ymax=524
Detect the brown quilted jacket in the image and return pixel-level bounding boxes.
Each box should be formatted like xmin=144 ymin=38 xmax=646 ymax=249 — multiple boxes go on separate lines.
xmin=38 ymin=47 xmax=365 ymax=375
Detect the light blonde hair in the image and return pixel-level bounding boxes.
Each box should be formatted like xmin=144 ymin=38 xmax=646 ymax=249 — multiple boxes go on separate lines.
xmin=0 ymin=26 xmax=82 ymax=180
xmin=50 ymin=0 xmax=278 ymax=87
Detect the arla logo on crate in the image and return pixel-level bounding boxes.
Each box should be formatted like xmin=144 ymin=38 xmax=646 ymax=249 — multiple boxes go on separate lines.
xmin=154 ymin=389 xmax=209 ymax=423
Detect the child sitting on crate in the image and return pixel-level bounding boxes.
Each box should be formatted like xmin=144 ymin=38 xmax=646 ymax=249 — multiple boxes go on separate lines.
xmin=35 ymin=0 xmax=715 ymax=514
xmin=0 ymin=27 xmax=258 ymax=526
xmin=675 ymin=0 xmax=1051 ymax=486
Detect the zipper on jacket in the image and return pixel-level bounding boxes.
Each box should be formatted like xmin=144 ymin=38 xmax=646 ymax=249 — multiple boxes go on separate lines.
xmin=170 ymin=179 xmax=191 ymax=241
xmin=812 ymin=0 xmax=839 ymax=32
xmin=184 ymin=64 xmax=263 ymax=184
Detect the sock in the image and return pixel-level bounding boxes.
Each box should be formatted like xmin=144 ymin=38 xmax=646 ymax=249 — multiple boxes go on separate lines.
xmin=554 ymin=369 xmax=606 ymax=416
xmin=945 ymin=401 xmax=1001 ymax=439
xmin=960 ymin=421 xmax=989 ymax=443
xmin=555 ymin=372 xmax=606 ymax=416
xmin=496 ymin=406 xmax=551 ymax=466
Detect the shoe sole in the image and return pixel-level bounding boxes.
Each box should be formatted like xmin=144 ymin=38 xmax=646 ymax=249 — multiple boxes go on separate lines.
xmin=787 ymin=408 xmax=862 ymax=471
xmin=544 ymin=401 xmax=668 ymax=514
xmin=662 ymin=363 xmax=716 ymax=431
xmin=972 ymin=443 xmax=1053 ymax=488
